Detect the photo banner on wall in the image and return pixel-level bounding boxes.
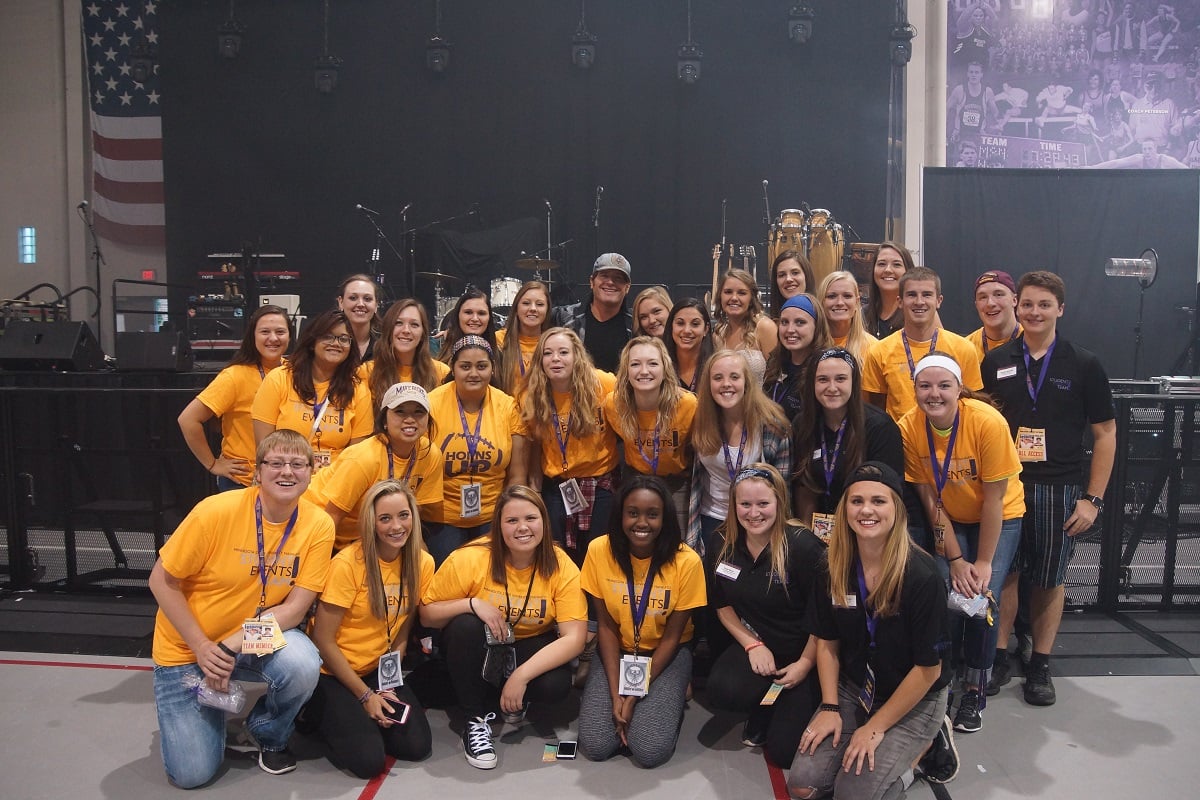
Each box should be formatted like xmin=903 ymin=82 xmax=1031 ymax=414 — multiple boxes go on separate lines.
xmin=946 ymin=1 xmax=1200 ymax=169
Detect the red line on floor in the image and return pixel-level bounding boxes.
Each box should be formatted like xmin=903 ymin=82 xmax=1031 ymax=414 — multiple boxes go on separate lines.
xmin=0 ymin=658 xmax=152 ymax=672
xmin=765 ymin=752 xmax=790 ymax=799
xmin=357 ymin=757 xmax=396 ymax=800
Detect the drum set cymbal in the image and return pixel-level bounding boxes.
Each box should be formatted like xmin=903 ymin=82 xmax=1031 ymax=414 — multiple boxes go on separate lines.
xmin=514 ymin=257 xmax=559 ymax=271
xmin=415 ymin=271 xmax=463 ymax=285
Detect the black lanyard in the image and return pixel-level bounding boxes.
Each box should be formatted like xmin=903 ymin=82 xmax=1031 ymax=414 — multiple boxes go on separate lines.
xmin=503 ymin=566 xmax=537 ymax=628
xmin=626 ymin=565 xmax=658 ymax=655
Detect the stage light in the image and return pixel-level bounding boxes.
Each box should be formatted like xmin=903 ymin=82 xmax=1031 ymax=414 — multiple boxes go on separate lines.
xmin=1105 ymin=248 xmax=1159 ymax=378
xmin=427 ymin=0 xmax=452 ymax=74
xmin=572 ymin=1 xmax=597 ymax=69
xmin=313 ymin=0 xmax=340 ymax=92
xmin=217 ymin=0 xmax=245 ymax=59
xmin=890 ymin=22 xmax=916 ymax=67
xmin=788 ymin=3 xmax=814 ymax=44
xmin=677 ymin=1 xmax=702 ymax=84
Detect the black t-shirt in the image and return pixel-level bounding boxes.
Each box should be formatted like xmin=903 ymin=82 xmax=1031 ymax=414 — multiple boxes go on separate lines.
xmin=982 ymin=336 xmax=1115 ymax=485
xmin=803 ymin=405 xmax=904 ymax=515
xmin=585 ymin=302 xmax=631 ymax=373
xmin=766 ymin=360 xmax=806 ymax=422
xmin=707 ymin=525 xmax=824 ymax=663
xmin=807 ymin=546 xmax=950 ymax=708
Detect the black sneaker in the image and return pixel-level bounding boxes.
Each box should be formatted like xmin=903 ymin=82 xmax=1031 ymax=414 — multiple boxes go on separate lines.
xmin=953 ymin=689 xmax=983 ymax=733
xmin=740 ymin=713 xmax=769 ymax=747
xmin=985 ymin=654 xmax=1012 ymax=697
xmin=463 ymin=713 xmax=497 ymax=769
xmin=257 ymin=747 xmax=298 ymax=775
xmin=1023 ymin=662 xmax=1056 ymax=706
xmin=918 ymin=715 xmax=959 ymax=784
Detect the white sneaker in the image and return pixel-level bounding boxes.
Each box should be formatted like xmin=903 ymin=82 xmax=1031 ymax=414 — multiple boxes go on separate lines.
xmin=463 ymin=713 xmax=497 ymax=769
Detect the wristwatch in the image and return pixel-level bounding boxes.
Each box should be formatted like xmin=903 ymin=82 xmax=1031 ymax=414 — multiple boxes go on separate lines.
xmin=1081 ymin=494 xmax=1104 ymax=512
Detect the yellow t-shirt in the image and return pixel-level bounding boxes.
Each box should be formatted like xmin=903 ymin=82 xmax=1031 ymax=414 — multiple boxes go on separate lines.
xmin=580 ymin=536 xmax=706 ymax=653
xmin=966 ymin=325 xmax=1023 ymax=363
xmin=899 ymin=397 xmax=1026 ymax=523
xmin=319 ymin=541 xmax=435 ymax=676
xmin=524 ymin=369 xmax=619 ymax=479
xmin=152 ymin=487 xmax=334 ymax=666
xmin=357 ymin=359 xmax=450 ymax=389
xmin=496 ymin=329 xmax=541 ymax=385
xmin=422 ymin=541 xmax=587 ymax=639
xmin=196 ymin=363 xmax=267 ymax=487
xmin=602 ymin=390 xmax=698 ymax=477
xmin=252 ymin=366 xmax=374 ymax=465
xmin=306 ymin=435 xmax=445 ymax=550
xmin=427 ymin=384 xmax=529 ymax=526
xmin=862 ymin=328 xmax=983 ymax=421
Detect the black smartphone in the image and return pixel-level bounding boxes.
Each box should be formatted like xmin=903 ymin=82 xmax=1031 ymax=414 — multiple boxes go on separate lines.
xmin=555 ymin=740 xmax=577 ymax=760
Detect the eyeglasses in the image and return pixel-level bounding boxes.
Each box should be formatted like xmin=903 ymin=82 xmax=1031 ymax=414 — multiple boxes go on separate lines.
xmin=319 ymin=334 xmax=353 ymax=346
xmin=260 ymin=459 xmax=313 ymax=471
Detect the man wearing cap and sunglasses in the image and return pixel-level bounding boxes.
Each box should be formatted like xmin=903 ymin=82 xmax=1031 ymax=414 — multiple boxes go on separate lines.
xmin=550 ymin=253 xmax=634 ymax=373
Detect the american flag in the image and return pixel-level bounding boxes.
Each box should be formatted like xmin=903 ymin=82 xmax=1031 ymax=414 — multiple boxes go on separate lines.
xmin=82 ymin=1 xmax=165 ymax=247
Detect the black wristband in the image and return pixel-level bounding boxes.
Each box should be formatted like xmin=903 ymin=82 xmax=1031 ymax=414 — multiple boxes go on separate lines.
xmin=819 ymin=703 xmax=840 ymax=713
xmin=948 ymin=555 xmax=963 ymax=563
xmin=217 ymin=642 xmax=237 ymax=659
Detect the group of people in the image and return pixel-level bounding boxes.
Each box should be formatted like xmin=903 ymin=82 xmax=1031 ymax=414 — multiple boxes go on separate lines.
xmin=154 ymin=247 xmax=1114 ymax=799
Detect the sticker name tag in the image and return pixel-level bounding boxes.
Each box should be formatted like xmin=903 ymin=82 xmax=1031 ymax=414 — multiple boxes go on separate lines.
xmin=715 ymin=561 xmax=742 ymax=581
xmin=996 ymin=365 xmax=1018 ymax=380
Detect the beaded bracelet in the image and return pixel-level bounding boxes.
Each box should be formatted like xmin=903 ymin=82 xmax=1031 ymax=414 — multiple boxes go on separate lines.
xmin=819 ymin=703 xmax=840 ymax=713
xmin=358 ymin=688 xmax=374 ymax=705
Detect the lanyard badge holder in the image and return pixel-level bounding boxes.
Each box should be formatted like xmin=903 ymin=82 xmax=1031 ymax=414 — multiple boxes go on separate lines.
xmin=619 ymin=569 xmax=658 ymax=697
xmin=925 ymin=411 xmax=960 ymax=558
xmin=377 ymin=593 xmax=404 ymax=691
xmin=458 ymin=397 xmax=484 ymax=518
xmin=552 ymin=408 xmax=588 ymax=515
xmin=242 ymin=499 xmax=298 ymax=655
xmin=854 ymin=560 xmax=879 ymax=724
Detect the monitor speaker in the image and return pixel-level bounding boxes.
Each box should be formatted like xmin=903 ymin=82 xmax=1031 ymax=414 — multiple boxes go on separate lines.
xmin=115 ymin=331 xmax=194 ymax=372
xmin=0 ymin=321 xmax=105 ymax=371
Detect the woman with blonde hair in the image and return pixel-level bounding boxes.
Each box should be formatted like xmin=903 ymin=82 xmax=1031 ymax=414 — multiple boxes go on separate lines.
xmin=687 ymin=349 xmax=790 ymax=555
xmin=713 ymin=269 xmax=777 ymax=384
xmin=496 ymin=280 xmax=551 ymax=395
xmin=309 ymin=480 xmax=435 ymax=777
xmin=602 ymin=336 xmax=698 ymax=534
xmin=789 ymin=461 xmax=952 ymax=798
xmin=364 ymin=299 xmax=448 ymax=408
xmin=706 ymin=464 xmax=824 ymax=766
xmin=818 ymin=271 xmax=877 ymax=366
xmin=632 ymin=285 xmax=673 ymax=338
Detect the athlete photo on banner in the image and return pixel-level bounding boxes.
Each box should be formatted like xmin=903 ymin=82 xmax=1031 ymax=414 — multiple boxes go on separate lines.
xmin=946 ymin=1 xmax=1200 ymax=168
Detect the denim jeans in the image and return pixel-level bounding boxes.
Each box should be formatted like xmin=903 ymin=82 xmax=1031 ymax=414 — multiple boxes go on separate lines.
xmin=423 ymin=522 xmax=490 ymax=568
xmin=152 ymin=629 xmax=321 ymax=788
xmin=936 ymin=517 xmax=1022 ymax=678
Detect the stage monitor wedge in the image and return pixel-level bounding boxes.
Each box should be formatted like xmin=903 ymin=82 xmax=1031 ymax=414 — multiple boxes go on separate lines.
xmin=116 ymin=331 xmax=194 ymax=372
xmin=0 ymin=321 xmax=105 ymax=372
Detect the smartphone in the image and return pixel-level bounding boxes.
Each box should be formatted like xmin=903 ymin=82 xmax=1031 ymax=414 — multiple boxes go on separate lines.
xmin=385 ymin=700 xmax=411 ymax=725
xmin=555 ymin=740 xmax=578 ymax=760
xmin=484 ymin=623 xmax=515 ymax=647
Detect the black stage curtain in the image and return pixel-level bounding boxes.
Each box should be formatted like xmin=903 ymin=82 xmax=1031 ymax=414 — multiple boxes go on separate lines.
xmin=923 ymin=168 xmax=1200 ymax=379
xmin=160 ymin=1 xmax=894 ymax=310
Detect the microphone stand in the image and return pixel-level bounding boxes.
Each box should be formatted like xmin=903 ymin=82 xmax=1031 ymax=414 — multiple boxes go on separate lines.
xmin=356 ymin=208 xmax=405 ymax=300
xmin=78 ymin=204 xmax=106 ymax=347
xmin=402 ymin=204 xmax=414 ymax=299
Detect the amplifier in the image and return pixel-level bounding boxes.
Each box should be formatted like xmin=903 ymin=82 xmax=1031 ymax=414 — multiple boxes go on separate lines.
xmin=0 ymin=321 xmax=105 ymax=371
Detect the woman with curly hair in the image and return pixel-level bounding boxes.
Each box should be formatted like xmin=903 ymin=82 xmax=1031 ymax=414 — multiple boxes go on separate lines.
xmin=713 ymin=269 xmax=776 ymax=385
xmin=252 ymin=308 xmax=373 ymax=470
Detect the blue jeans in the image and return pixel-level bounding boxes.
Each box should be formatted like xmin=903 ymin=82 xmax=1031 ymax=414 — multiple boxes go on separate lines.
xmin=153 ymin=629 xmax=321 ymax=788
xmin=423 ymin=522 xmax=490 ymax=568
xmin=936 ymin=517 xmax=1022 ymax=679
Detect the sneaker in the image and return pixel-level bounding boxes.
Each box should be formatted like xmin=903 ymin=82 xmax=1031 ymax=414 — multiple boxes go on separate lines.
xmin=740 ymin=713 xmax=769 ymax=747
xmin=1023 ymin=662 xmax=1056 ymax=706
xmin=501 ymin=705 xmax=527 ymax=726
xmin=985 ymin=655 xmax=1013 ymax=697
xmin=953 ymin=689 xmax=983 ymax=733
xmin=463 ymin=713 xmax=497 ymax=769
xmin=242 ymin=725 xmax=298 ymax=775
xmin=918 ymin=715 xmax=959 ymax=784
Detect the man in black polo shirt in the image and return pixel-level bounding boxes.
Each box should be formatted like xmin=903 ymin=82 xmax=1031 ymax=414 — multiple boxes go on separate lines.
xmin=982 ymin=271 xmax=1116 ymax=707
xmin=550 ymin=253 xmax=633 ymax=373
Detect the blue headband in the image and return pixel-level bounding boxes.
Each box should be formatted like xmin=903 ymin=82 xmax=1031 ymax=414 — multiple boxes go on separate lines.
xmin=780 ymin=294 xmax=817 ymax=319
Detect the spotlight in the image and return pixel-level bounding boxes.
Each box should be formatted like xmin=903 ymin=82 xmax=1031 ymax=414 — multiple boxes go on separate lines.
xmin=218 ymin=1 xmax=245 ymax=59
xmin=130 ymin=41 xmax=156 ymax=83
xmin=572 ymin=1 xmax=597 ymax=69
xmin=426 ymin=35 xmax=452 ymax=73
xmin=313 ymin=54 xmax=341 ymax=93
xmin=889 ymin=22 xmax=916 ymax=67
xmin=1104 ymin=248 xmax=1159 ymax=378
xmin=677 ymin=43 xmax=702 ymax=83
xmin=788 ymin=3 xmax=814 ymax=44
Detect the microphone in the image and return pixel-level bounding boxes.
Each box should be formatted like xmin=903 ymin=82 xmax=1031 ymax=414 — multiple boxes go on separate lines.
xmin=801 ymin=202 xmax=812 ymax=215
xmin=77 ymin=200 xmax=89 ymax=210
xmin=469 ymin=203 xmax=480 ymax=215
xmin=355 ymin=203 xmax=381 ymax=216
xmin=400 ymin=202 xmax=413 ymax=215
xmin=596 ymin=185 xmax=604 ymax=197
xmin=761 ymin=179 xmax=771 ymax=226
xmin=542 ymin=198 xmax=553 ymax=213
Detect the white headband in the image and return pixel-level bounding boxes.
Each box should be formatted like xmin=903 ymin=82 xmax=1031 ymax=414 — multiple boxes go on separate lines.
xmin=913 ymin=354 xmax=962 ymax=383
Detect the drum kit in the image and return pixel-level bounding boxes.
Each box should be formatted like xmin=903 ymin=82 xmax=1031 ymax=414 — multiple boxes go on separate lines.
xmin=417 ymin=255 xmax=558 ymax=329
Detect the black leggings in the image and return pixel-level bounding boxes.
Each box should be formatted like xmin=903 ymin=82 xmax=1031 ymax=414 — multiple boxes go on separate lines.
xmin=309 ymin=671 xmax=431 ymax=778
xmin=706 ymin=642 xmax=819 ymax=769
xmin=442 ymin=613 xmax=572 ymax=718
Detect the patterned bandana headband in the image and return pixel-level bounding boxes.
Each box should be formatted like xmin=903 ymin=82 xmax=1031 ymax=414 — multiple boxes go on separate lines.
xmin=817 ymin=347 xmax=857 ymax=369
xmin=734 ymin=467 xmax=774 ymax=485
xmin=452 ymin=335 xmax=493 ymax=358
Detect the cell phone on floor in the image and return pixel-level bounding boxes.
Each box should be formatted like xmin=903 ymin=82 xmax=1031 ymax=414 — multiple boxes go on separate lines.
xmin=555 ymin=740 xmax=577 ymax=759
xmin=385 ymin=700 xmax=411 ymax=725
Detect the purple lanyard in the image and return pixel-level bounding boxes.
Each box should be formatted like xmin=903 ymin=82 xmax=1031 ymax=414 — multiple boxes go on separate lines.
xmin=1022 ymin=338 xmax=1057 ymax=412
xmin=456 ymin=394 xmax=484 ymax=479
xmin=626 ymin=567 xmax=658 ymax=655
xmin=822 ymin=418 xmax=848 ymax=496
xmin=721 ymin=425 xmax=748 ymax=482
xmin=854 ymin=559 xmax=879 ymax=647
xmin=902 ymin=329 xmax=939 ymax=379
xmin=637 ymin=421 xmax=662 ymax=475
xmin=924 ymin=410 xmax=961 ymax=509
xmin=386 ymin=442 xmax=418 ymax=483
xmin=550 ymin=406 xmax=571 ymax=473
xmin=254 ymin=497 xmax=298 ymax=617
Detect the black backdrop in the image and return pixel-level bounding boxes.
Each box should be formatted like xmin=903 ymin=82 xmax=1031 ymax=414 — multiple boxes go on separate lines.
xmin=923 ymin=168 xmax=1200 ymax=380
xmin=160 ymin=0 xmax=895 ymax=309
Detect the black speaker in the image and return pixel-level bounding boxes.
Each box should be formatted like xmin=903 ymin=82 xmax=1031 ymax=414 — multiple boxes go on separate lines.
xmin=0 ymin=321 xmax=105 ymax=371
xmin=116 ymin=331 xmax=195 ymax=372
